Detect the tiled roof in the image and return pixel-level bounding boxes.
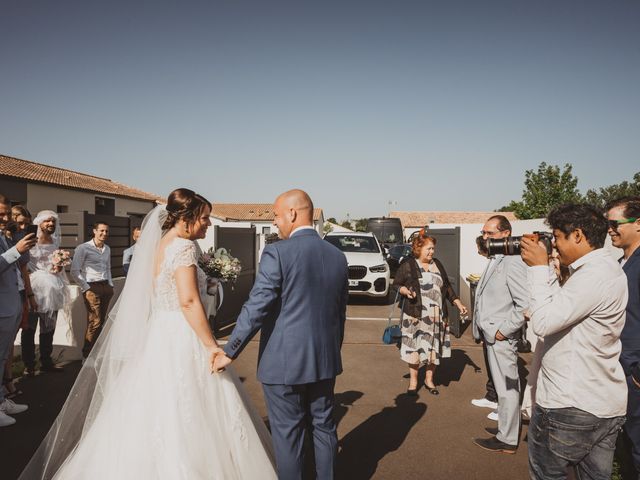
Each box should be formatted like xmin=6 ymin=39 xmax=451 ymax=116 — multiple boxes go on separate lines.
xmin=212 ymin=203 xmax=324 ymax=222
xmin=0 ymin=154 xmax=163 ymax=202
xmin=389 ymin=211 xmax=517 ymax=227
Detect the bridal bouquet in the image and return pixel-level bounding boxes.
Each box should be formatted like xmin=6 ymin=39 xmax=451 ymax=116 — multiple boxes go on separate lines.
xmin=199 ymin=247 xmax=242 ymax=285
xmin=50 ymin=249 xmax=72 ymax=272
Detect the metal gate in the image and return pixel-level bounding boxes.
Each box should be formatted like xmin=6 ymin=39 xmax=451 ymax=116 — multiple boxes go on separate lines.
xmin=212 ymin=226 xmax=257 ymax=331
xmin=427 ymin=227 xmax=464 ymax=337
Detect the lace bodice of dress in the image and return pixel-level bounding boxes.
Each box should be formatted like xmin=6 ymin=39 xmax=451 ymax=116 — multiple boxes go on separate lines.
xmin=154 ymin=238 xmax=207 ymax=312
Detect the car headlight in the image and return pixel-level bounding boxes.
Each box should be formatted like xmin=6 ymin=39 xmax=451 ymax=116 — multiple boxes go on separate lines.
xmin=369 ymin=263 xmax=388 ymax=273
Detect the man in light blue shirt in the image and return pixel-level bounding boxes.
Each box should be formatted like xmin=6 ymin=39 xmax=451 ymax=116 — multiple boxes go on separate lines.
xmin=122 ymin=226 xmax=140 ymax=276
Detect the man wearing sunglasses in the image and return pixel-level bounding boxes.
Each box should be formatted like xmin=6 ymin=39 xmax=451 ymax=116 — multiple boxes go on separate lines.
xmin=607 ymin=196 xmax=640 ymax=479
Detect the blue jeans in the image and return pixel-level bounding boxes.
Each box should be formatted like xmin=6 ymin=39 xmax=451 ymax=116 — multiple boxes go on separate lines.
xmin=529 ymin=405 xmax=625 ymax=480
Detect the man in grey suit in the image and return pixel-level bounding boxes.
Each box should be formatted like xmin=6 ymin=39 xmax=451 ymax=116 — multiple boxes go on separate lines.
xmin=472 ymin=215 xmax=528 ymax=453
xmin=213 ymin=189 xmax=349 ymax=480
xmin=0 ymin=194 xmax=36 ymax=427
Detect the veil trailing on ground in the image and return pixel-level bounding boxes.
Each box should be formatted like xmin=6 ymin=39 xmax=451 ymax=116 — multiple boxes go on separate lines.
xmin=19 ymin=204 xmax=167 ymax=480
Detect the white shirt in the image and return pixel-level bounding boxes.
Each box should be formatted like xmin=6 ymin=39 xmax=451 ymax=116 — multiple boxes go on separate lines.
xmin=290 ymin=225 xmax=316 ymax=237
xmin=71 ymin=240 xmax=113 ymax=291
xmin=528 ymin=248 xmax=628 ymax=418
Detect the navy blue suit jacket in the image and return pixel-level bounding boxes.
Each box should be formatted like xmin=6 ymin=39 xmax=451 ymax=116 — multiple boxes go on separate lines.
xmin=224 ymin=229 xmax=349 ymax=385
xmin=621 ymin=247 xmax=640 ymax=381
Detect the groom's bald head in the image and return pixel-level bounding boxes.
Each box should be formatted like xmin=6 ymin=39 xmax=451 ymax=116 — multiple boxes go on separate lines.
xmin=273 ymin=189 xmax=314 ymax=239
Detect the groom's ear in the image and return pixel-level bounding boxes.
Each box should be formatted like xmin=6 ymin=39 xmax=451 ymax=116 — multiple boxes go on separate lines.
xmin=288 ymin=208 xmax=297 ymax=223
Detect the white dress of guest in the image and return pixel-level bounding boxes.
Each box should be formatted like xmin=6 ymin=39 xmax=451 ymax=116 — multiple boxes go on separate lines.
xmin=29 ymin=244 xmax=70 ymax=322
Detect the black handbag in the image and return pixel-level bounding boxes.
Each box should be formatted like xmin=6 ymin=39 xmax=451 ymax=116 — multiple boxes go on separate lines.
xmin=382 ymin=289 xmax=404 ymax=345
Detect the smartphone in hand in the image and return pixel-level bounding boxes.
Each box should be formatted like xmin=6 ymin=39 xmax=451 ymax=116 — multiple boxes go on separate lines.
xmin=25 ymin=224 xmax=38 ymax=236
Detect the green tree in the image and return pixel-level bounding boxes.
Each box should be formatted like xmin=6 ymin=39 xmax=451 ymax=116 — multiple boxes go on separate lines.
xmin=584 ymin=172 xmax=640 ymax=209
xmin=340 ymin=220 xmax=353 ymax=230
xmin=354 ymin=218 xmax=368 ymax=232
xmin=322 ymin=222 xmax=334 ymax=235
xmin=326 ymin=217 xmax=337 ymax=224
xmin=503 ymin=162 xmax=582 ymax=219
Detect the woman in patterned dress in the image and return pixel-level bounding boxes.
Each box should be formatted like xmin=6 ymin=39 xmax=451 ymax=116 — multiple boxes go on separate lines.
xmin=393 ymin=233 xmax=468 ymax=396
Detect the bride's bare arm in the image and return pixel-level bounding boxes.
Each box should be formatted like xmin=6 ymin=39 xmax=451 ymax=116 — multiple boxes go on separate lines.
xmin=174 ymin=264 xmax=219 ymax=352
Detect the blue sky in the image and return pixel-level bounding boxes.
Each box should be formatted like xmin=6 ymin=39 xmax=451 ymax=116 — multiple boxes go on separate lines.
xmin=1 ymin=0 xmax=639 ymax=219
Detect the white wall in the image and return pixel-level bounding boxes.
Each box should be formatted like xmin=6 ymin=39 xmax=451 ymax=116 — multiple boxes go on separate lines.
xmin=26 ymin=183 xmax=154 ymax=216
xmin=114 ymin=197 xmax=155 ymax=216
xmin=28 ymin=184 xmax=94 ymax=213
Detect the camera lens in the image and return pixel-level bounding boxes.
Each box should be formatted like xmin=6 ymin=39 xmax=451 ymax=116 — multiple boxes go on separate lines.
xmin=486 ymin=236 xmax=522 ymax=256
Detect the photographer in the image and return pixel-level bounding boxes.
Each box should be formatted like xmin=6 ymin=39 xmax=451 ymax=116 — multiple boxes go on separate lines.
xmin=472 ymin=215 xmax=528 ymax=454
xmin=521 ymin=204 xmax=627 ymax=480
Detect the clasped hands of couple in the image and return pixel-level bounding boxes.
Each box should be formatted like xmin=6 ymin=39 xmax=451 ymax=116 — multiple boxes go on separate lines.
xmin=208 ymin=346 xmax=232 ymax=374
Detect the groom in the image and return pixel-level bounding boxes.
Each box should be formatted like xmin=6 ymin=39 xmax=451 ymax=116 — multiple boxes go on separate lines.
xmin=213 ymin=189 xmax=348 ymax=480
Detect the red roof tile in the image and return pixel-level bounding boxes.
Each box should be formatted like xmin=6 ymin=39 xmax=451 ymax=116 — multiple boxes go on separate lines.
xmin=390 ymin=211 xmax=517 ymax=227
xmin=212 ymin=203 xmax=323 ymax=222
xmin=0 ymin=154 xmax=163 ymax=202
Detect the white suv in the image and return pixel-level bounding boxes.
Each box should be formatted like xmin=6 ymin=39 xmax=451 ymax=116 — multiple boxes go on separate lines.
xmin=324 ymin=232 xmax=390 ymax=298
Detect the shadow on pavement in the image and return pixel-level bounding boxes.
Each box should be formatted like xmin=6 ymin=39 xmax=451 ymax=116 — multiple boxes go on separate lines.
xmin=337 ymin=394 xmax=427 ymax=479
xmin=0 ymin=361 xmax=82 ymax=480
xmin=435 ymin=348 xmax=483 ymax=386
xmin=334 ymin=390 xmax=364 ymax=428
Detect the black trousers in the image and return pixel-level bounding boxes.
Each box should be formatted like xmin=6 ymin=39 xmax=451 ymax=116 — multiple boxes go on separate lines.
xmin=21 ymin=311 xmax=57 ymax=369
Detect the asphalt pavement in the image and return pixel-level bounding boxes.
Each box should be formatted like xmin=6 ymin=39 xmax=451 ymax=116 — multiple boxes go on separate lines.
xmin=1 ymin=297 xmax=532 ymax=479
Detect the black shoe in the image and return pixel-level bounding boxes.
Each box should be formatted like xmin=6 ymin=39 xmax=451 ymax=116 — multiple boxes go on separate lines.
xmin=425 ymin=385 xmax=439 ymax=395
xmin=406 ymin=388 xmax=418 ymax=397
xmin=40 ymin=364 xmax=64 ymax=373
xmin=473 ymin=436 xmax=517 ymax=454
xmin=23 ymin=367 xmax=36 ymax=377
xmin=485 ymin=427 xmax=498 ymax=436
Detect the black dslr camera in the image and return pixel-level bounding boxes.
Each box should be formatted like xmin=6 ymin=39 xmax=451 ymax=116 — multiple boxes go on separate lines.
xmin=486 ymin=231 xmax=553 ymax=257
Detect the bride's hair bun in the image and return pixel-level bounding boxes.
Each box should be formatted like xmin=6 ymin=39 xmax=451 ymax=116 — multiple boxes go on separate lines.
xmin=162 ymin=188 xmax=212 ymax=231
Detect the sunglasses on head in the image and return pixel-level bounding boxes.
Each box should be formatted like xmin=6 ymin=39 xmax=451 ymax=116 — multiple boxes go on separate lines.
xmin=608 ymin=217 xmax=638 ymax=230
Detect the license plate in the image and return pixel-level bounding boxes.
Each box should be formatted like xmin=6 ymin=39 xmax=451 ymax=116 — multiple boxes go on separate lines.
xmin=348 ymin=280 xmax=359 ymax=287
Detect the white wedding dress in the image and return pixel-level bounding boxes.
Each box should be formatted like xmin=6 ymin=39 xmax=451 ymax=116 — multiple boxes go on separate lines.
xmin=21 ymin=211 xmax=277 ymax=479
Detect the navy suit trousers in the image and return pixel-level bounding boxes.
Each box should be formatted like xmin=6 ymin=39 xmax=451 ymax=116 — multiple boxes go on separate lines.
xmin=262 ymin=378 xmax=337 ymax=480
xmin=621 ymin=374 xmax=640 ymax=477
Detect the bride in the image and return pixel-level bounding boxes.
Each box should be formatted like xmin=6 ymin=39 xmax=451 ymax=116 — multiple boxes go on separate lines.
xmin=20 ymin=189 xmax=277 ymax=479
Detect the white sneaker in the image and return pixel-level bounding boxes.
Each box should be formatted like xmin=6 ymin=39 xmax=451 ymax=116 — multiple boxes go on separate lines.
xmin=0 ymin=398 xmax=28 ymax=415
xmin=471 ymin=397 xmax=498 ymax=409
xmin=487 ymin=410 xmax=499 ymax=421
xmin=0 ymin=410 xmax=16 ymax=427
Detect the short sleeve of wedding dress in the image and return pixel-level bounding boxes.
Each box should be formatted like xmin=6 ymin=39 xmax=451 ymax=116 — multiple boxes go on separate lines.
xmin=155 ymin=238 xmax=207 ymax=312
xmin=170 ymin=238 xmax=198 ymax=270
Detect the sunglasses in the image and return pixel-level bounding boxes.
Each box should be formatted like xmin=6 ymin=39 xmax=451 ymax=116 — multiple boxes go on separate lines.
xmin=608 ymin=217 xmax=638 ymax=231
